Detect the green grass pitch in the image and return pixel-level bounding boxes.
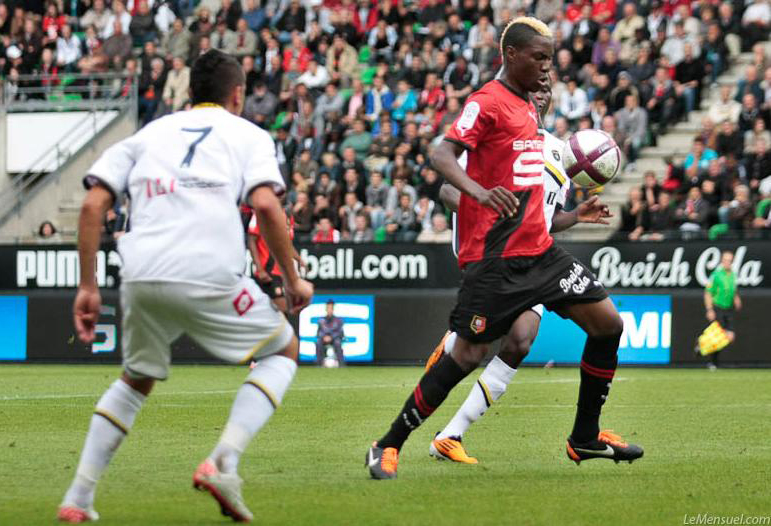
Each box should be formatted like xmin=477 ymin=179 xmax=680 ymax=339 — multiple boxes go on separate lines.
xmin=2 ymin=365 xmax=770 ymax=525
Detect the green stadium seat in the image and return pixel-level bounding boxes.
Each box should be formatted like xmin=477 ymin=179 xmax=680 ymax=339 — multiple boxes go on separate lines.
xmin=339 ymin=88 xmax=353 ymax=102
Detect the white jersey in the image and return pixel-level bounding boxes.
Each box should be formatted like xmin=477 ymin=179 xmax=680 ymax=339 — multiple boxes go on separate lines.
xmin=86 ymin=106 xmax=285 ymax=287
xmin=451 ymin=130 xmax=570 ymax=256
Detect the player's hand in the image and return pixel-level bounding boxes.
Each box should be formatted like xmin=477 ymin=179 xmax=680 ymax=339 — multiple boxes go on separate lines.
xmin=577 ymin=195 xmax=613 ymax=224
xmin=735 ymin=297 xmax=742 ymax=311
xmin=73 ymin=286 xmax=102 ymax=344
xmin=284 ymin=277 xmax=314 ymax=315
xmin=706 ymin=308 xmax=716 ymax=322
xmin=474 ymin=186 xmax=519 ymax=217
xmin=255 ymin=269 xmax=272 ymax=284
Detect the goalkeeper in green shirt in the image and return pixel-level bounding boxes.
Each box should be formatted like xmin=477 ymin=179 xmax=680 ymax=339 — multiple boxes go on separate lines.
xmin=703 ymin=250 xmax=742 ymax=369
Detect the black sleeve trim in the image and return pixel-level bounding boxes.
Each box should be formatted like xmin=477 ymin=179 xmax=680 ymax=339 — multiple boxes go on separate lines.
xmin=84 ymin=175 xmax=118 ymax=203
xmin=444 ymin=137 xmax=474 ymax=152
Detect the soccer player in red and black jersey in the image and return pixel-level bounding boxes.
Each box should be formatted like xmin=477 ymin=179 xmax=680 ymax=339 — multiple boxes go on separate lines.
xmin=365 ymin=17 xmax=643 ymax=480
xmin=247 ymin=210 xmax=295 ymax=313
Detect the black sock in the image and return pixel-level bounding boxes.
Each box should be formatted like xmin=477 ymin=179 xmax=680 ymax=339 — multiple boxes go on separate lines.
xmin=572 ymin=333 xmax=620 ymax=444
xmin=377 ymin=354 xmax=468 ymax=451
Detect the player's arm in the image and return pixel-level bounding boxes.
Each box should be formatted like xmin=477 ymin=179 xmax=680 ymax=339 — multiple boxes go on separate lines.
xmin=734 ymin=289 xmax=742 ymax=311
xmin=75 ymin=184 xmax=114 ymax=343
xmin=439 ymin=182 xmax=460 ymax=213
xmin=250 ymin=186 xmax=313 ymax=313
xmin=247 ymin=234 xmax=271 ymax=283
xmin=551 ymin=196 xmax=613 ymax=233
xmin=430 ymin=140 xmax=518 ymax=216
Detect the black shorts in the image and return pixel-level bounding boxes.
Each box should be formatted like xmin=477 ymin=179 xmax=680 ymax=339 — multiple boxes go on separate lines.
xmin=713 ymin=307 xmax=735 ymax=332
xmin=256 ymin=275 xmax=284 ymax=299
xmin=449 ymin=244 xmax=608 ymax=343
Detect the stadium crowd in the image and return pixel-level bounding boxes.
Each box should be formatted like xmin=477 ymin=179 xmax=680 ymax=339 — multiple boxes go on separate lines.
xmin=2 ymin=0 xmax=770 ymax=243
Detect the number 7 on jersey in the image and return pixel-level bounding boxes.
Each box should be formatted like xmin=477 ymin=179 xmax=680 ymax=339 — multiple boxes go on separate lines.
xmin=181 ymin=127 xmax=213 ymax=167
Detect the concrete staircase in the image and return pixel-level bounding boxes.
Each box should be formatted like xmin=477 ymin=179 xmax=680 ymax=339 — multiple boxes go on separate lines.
xmin=555 ymin=42 xmax=769 ymax=242
xmin=0 ymin=110 xmax=136 ymax=243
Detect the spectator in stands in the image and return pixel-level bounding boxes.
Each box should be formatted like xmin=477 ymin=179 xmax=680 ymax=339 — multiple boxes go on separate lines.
xmin=162 ymin=56 xmax=189 ymax=112
xmin=232 ymin=18 xmax=258 ymax=57
xmin=560 ymin=79 xmax=589 ymax=128
xmin=676 ymin=186 xmax=711 ymax=236
xmin=615 ymin=94 xmax=648 ymax=166
xmin=619 ymin=187 xmax=649 ymax=241
xmin=312 ymin=215 xmax=341 ymax=243
xmin=684 ymin=137 xmax=719 ymax=173
xmin=417 ymin=212 xmax=452 ymax=243
xmin=102 ymin=18 xmax=132 ymax=67
xmin=56 ymin=24 xmax=81 ymax=72
xmin=720 ymin=185 xmax=755 ymax=231
xmin=703 ymin=23 xmax=729 ymax=84
xmin=351 ymin=212 xmax=374 ymax=242
xmin=744 ymin=118 xmax=771 ymax=155
xmin=37 ymin=220 xmax=61 ymax=243
xmin=708 ymin=86 xmax=741 ymax=124
xmin=736 ymin=66 xmax=764 ymax=105
xmin=716 ymin=119 xmax=744 ymax=157
xmin=646 ymin=66 xmax=679 ymax=138
xmin=738 ymin=93 xmax=762 ymax=132
xmin=745 ymin=138 xmax=771 ymax=193
xmin=674 ymin=43 xmax=705 ymax=115
xmin=103 ymin=1 xmax=131 ymax=40
xmin=244 ymin=80 xmax=277 ymax=128
xmin=138 ymin=56 xmax=166 ymax=124
xmin=386 ymin=193 xmax=418 ymax=242
xmin=80 ymin=0 xmax=112 ymax=39
xmin=645 ymin=191 xmax=677 ymax=240
xmin=161 ymin=18 xmax=190 ymax=62
xmin=742 ymin=0 xmax=771 ymax=51
xmin=129 ymin=0 xmax=156 ymax=46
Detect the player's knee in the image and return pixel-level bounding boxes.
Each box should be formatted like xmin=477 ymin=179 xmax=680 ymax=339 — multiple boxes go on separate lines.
xmin=589 ymin=310 xmax=624 ymax=339
xmin=450 ymin=343 xmax=486 ymax=372
xmin=278 ymin=335 xmax=300 ymax=363
xmin=502 ymin=335 xmax=531 ymax=364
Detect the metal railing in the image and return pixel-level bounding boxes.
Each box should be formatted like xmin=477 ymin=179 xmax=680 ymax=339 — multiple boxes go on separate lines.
xmin=0 ymin=72 xmax=137 ymax=230
xmin=2 ymin=72 xmax=138 ymax=112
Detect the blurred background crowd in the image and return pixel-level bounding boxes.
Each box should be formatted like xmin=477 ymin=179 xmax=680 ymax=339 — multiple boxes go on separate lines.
xmin=2 ymin=0 xmax=769 ymax=243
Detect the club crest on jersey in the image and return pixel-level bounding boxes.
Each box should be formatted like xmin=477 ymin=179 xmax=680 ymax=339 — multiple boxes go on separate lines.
xmin=552 ymin=150 xmax=561 ymax=161
xmin=233 ymin=288 xmax=255 ymax=316
xmin=456 ymin=101 xmax=480 ymax=137
xmin=470 ymin=315 xmax=487 ymax=335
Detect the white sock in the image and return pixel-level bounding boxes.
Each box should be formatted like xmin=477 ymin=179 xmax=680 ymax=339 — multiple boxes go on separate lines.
xmin=444 ymin=332 xmax=458 ymax=355
xmin=438 ymin=356 xmax=517 ymax=440
xmin=63 ymin=379 xmax=146 ymax=509
xmin=210 ymin=354 xmax=297 ymax=474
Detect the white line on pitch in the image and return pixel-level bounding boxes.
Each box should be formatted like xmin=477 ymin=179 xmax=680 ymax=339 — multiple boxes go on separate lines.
xmin=1 ymin=377 xmax=625 ymax=402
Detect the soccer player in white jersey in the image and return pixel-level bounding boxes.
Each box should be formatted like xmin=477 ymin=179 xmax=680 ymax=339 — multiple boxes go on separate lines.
xmin=57 ymin=50 xmax=314 ymax=523
xmin=426 ymin=79 xmax=612 ymax=464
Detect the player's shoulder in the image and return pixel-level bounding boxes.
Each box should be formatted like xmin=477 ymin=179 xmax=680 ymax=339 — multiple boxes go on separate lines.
xmin=466 ymin=80 xmax=504 ymax=107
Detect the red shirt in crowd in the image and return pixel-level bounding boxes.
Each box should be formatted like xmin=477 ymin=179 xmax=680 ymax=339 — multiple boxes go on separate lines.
xmin=444 ymin=80 xmax=552 ymax=266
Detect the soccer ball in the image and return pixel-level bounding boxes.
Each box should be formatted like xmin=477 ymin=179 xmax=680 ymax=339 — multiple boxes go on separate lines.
xmin=322 ymin=348 xmax=339 ymax=368
xmin=562 ymin=130 xmax=622 ymax=189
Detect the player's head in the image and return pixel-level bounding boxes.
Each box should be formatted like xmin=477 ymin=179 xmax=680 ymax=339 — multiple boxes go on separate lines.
xmin=190 ymin=49 xmax=245 ymax=114
xmin=499 ymin=17 xmax=554 ymax=94
xmin=326 ymin=299 xmax=335 ymax=315
xmin=721 ymin=250 xmax=734 ymax=270
xmin=531 ymin=74 xmax=553 ymax=120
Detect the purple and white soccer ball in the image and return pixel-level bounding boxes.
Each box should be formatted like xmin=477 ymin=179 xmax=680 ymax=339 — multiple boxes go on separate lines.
xmin=562 ymin=130 xmax=622 ymax=189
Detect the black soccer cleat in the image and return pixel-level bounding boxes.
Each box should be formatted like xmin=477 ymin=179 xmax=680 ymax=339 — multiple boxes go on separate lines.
xmin=566 ymin=430 xmax=644 ymax=465
xmin=365 ymin=442 xmax=398 ymax=480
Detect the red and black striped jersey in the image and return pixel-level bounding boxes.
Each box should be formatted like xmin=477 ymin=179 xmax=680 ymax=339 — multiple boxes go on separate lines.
xmin=444 ymin=80 xmax=553 ymax=267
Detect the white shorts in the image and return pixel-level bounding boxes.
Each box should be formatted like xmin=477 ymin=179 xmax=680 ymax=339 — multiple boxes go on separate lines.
xmin=120 ymin=277 xmax=295 ymax=380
